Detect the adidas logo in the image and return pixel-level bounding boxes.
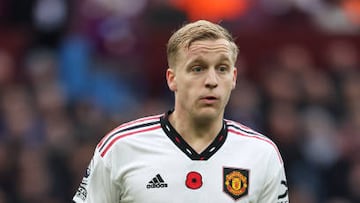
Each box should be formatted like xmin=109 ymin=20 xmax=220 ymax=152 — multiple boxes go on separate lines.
xmin=146 ymin=174 xmax=168 ymax=189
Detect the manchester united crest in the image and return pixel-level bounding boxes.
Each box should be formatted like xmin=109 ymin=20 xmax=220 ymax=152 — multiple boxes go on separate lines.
xmin=223 ymin=167 xmax=249 ymax=200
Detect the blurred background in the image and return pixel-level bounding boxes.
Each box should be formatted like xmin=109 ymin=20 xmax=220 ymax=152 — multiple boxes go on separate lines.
xmin=0 ymin=0 xmax=360 ymax=202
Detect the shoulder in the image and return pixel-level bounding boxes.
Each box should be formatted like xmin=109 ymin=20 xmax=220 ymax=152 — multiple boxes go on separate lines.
xmin=226 ymin=119 xmax=269 ymax=143
xmin=97 ymin=114 xmax=164 ymax=157
xmin=225 ymin=119 xmax=283 ymax=164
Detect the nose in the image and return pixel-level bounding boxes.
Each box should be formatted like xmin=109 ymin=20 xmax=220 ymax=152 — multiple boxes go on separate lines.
xmin=205 ymin=69 xmax=218 ymax=88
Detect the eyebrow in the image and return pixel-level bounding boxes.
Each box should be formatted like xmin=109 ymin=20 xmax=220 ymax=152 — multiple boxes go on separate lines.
xmin=218 ymin=55 xmax=232 ymax=63
xmin=188 ymin=58 xmax=205 ymax=64
xmin=186 ymin=55 xmax=232 ymax=68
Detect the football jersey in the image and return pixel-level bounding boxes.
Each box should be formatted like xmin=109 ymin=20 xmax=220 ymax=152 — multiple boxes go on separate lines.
xmin=73 ymin=111 xmax=289 ymax=203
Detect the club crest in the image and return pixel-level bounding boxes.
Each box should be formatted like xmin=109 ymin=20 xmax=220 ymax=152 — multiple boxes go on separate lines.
xmin=223 ymin=167 xmax=249 ymax=200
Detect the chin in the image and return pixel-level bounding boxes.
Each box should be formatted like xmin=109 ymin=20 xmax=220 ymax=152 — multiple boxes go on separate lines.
xmin=195 ymin=108 xmax=222 ymax=121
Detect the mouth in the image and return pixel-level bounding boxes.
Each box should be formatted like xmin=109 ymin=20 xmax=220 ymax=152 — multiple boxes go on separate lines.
xmin=199 ymin=96 xmax=219 ymax=104
xmin=203 ymin=96 xmax=217 ymax=100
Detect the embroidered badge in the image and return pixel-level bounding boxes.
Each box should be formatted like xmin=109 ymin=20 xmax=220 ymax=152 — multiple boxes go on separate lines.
xmin=223 ymin=167 xmax=249 ymax=200
xmin=185 ymin=171 xmax=203 ymax=189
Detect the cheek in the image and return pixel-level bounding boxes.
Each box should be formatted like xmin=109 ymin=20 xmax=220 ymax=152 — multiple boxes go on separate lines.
xmin=177 ymin=76 xmax=195 ymax=90
xmin=222 ymin=81 xmax=235 ymax=101
xmin=177 ymin=83 xmax=194 ymax=97
xmin=176 ymin=80 xmax=197 ymax=99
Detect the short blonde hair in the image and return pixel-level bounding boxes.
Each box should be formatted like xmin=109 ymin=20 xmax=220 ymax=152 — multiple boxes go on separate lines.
xmin=166 ymin=20 xmax=239 ymax=68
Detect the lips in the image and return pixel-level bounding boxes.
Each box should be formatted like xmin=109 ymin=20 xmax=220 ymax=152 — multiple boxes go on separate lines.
xmin=200 ymin=96 xmax=218 ymax=100
xmin=199 ymin=96 xmax=219 ymax=104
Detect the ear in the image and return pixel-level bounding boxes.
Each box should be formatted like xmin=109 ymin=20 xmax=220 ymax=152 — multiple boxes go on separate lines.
xmin=166 ymin=68 xmax=177 ymax=91
xmin=232 ymin=67 xmax=237 ymax=89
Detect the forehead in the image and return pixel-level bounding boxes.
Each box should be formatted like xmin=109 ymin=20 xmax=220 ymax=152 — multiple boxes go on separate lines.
xmin=177 ymin=39 xmax=234 ymax=63
xmin=182 ymin=39 xmax=233 ymax=60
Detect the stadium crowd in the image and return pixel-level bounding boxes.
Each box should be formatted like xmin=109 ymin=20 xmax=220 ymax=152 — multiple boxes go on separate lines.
xmin=0 ymin=0 xmax=359 ymax=202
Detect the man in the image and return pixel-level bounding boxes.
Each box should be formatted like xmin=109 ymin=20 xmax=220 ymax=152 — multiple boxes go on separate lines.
xmin=73 ymin=20 xmax=289 ymax=203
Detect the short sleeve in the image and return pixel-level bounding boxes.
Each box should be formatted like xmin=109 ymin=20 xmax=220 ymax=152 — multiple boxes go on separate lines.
xmin=73 ymin=149 xmax=120 ymax=203
xmin=258 ymin=154 xmax=289 ymax=203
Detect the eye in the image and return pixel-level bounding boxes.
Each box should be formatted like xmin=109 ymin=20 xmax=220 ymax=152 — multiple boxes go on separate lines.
xmin=217 ymin=65 xmax=229 ymax=73
xmin=191 ymin=66 xmax=203 ymax=72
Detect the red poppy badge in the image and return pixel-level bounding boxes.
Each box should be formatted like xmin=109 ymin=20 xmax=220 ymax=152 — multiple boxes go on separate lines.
xmin=185 ymin=171 xmax=203 ymax=189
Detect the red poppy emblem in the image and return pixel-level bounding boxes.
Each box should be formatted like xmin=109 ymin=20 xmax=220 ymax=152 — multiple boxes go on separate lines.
xmin=185 ymin=171 xmax=203 ymax=189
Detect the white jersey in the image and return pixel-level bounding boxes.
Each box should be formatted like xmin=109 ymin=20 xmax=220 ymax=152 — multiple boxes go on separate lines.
xmin=73 ymin=111 xmax=289 ymax=203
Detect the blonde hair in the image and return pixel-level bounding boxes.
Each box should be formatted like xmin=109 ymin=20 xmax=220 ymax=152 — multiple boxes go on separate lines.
xmin=166 ymin=20 xmax=239 ymax=68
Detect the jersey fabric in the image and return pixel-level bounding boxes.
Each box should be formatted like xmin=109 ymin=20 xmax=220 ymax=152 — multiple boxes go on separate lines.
xmin=73 ymin=111 xmax=289 ymax=203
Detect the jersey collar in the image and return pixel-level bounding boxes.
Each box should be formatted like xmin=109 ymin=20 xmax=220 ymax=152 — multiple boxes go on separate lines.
xmin=160 ymin=110 xmax=228 ymax=160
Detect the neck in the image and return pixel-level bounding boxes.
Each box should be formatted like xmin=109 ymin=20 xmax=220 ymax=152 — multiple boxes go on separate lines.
xmin=168 ymin=110 xmax=223 ymax=153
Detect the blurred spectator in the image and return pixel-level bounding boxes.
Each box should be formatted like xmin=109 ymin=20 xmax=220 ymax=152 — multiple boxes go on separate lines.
xmin=16 ymin=148 xmax=52 ymax=203
xmin=57 ymin=35 xmax=92 ymax=102
xmin=0 ymin=141 xmax=18 ymax=202
xmin=289 ymin=185 xmax=318 ymax=203
xmin=324 ymin=104 xmax=360 ymax=201
xmin=276 ymin=44 xmax=315 ymax=75
xmin=32 ymin=0 xmax=70 ymax=47
xmin=347 ymin=160 xmax=360 ymax=202
xmin=301 ymin=69 xmax=339 ymax=116
xmin=301 ymin=107 xmax=339 ymax=168
xmin=325 ymin=40 xmax=359 ymax=78
xmin=261 ymin=67 xmax=301 ymax=105
xmin=0 ymin=86 xmax=44 ymax=146
xmin=24 ymin=48 xmax=60 ymax=88
xmin=89 ymin=0 xmax=148 ymax=19
xmin=340 ymin=73 xmax=360 ymax=112
xmin=227 ymin=79 xmax=263 ymax=131
xmin=0 ymin=50 xmax=15 ymax=88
